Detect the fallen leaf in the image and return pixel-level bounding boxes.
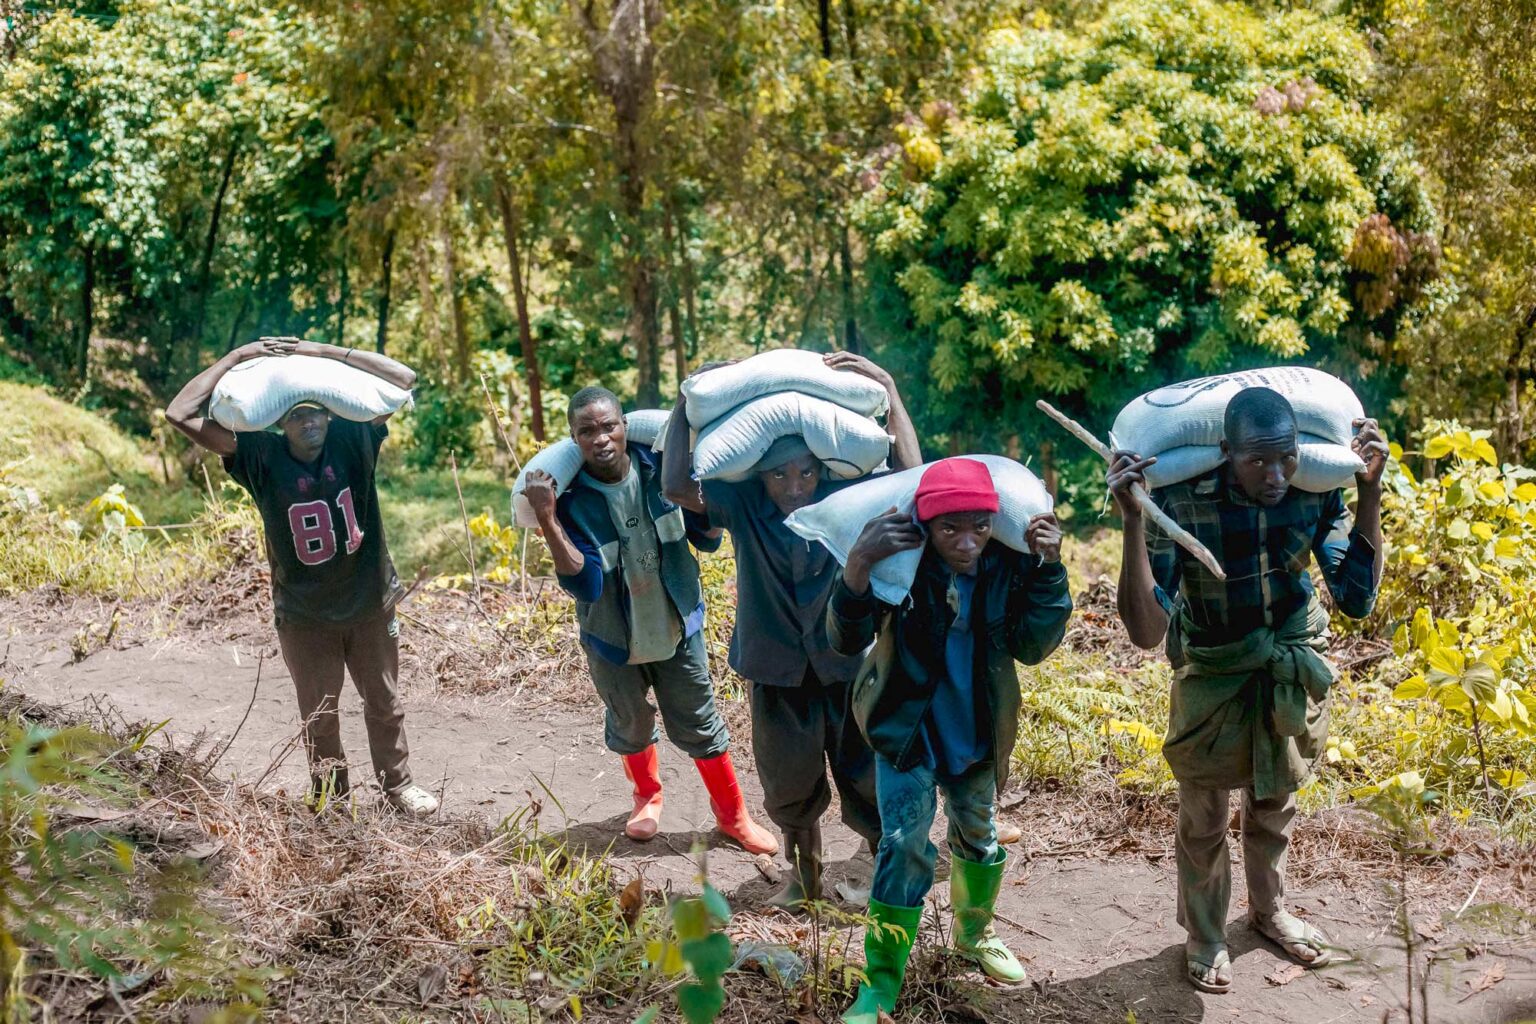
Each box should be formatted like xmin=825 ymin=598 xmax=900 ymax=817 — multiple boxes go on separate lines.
xmin=876 ymin=1012 xmax=895 ymax=1024
xmin=1459 ymin=961 xmax=1505 ymax=1002
xmin=60 ymin=805 xmax=133 ymax=823
xmin=1266 ymin=964 xmax=1306 ymax=987
xmin=620 ymin=877 xmax=644 ymax=928
xmin=179 ymin=840 xmax=225 ymax=863
xmin=417 ymin=964 xmax=448 ymax=1006
xmin=754 ymin=854 xmax=782 ymax=885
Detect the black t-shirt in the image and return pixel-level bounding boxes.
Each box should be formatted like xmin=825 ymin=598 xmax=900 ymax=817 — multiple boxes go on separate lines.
xmin=223 ymin=418 xmax=403 ymax=627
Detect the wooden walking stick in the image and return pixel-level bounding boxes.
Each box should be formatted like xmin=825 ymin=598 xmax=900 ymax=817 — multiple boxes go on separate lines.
xmin=1036 ymin=400 xmax=1227 ymax=581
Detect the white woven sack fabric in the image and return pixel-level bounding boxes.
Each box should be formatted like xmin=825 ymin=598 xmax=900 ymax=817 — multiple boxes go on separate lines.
xmin=1141 ymin=434 xmax=1364 ymax=493
xmin=690 ymin=392 xmax=891 ymax=483
xmin=510 ymin=410 xmax=669 ymax=527
xmin=680 ymin=348 xmax=890 ymax=429
xmin=209 ymin=354 xmax=414 ymax=431
xmin=784 ymin=455 xmax=1052 ymax=606
xmin=1112 ymin=366 xmax=1363 ymax=455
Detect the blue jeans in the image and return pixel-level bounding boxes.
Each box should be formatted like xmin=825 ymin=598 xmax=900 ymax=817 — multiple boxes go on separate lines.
xmin=870 ymin=753 xmax=999 ymax=908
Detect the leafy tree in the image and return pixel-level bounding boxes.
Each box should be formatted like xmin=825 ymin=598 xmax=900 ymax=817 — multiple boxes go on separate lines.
xmin=856 ymin=0 xmax=1437 ymax=450
xmin=1368 ymin=0 xmax=1536 ymax=457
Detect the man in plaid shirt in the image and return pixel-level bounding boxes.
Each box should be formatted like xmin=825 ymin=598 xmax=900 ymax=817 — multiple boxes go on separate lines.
xmin=1107 ymin=386 xmax=1387 ymax=994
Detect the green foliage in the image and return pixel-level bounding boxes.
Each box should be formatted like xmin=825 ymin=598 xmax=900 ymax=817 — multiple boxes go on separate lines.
xmin=0 ymin=703 xmax=264 ymax=1021
xmin=856 ymin=0 xmax=1437 ymax=448
xmin=399 ymin=378 xmax=486 ymax=470
xmin=1361 ymin=426 xmax=1536 ymax=819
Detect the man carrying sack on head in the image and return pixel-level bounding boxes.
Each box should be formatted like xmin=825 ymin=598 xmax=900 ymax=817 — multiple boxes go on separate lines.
xmin=524 ymin=386 xmax=776 ymax=856
xmin=165 ymin=337 xmax=438 ymax=817
xmin=662 ymin=352 xmax=922 ymax=910
xmin=828 ymin=458 xmax=1072 ymax=1022
xmin=1106 ymin=386 xmax=1387 ymax=993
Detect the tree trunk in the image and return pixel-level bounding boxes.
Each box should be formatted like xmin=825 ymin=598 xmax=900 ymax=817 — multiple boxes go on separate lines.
xmin=415 ymin=235 xmax=449 ymax=383
xmin=574 ymin=0 xmax=663 ymax=406
xmin=841 ymin=0 xmax=860 ymax=66
xmin=226 ymin=287 xmax=251 ymax=352
xmin=838 ymin=227 xmax=860 ymax=354
xmin=376 ymin=229 xmax=394 ymax=353
xmin=336 ymin=241 xmax=349 ymax=346
xmin=662 ymin=203 xmax=687 ymax=385
xmin=1500 ymin=304 xmax=1536 ymax=458
xmin=675 ymin=204 xmax=700 ymax=359
xmin=190 ymin=138 xmax=239 ymax=369
xmin=818 ymin=0 xmax=832 ymax=58
xmin=496 ymin=175 xmax=545 ymax=441
xmin=77 ymin=243 xmax=94 ymax=383
xmin=439 ymin=208 xmax=471 ymax=382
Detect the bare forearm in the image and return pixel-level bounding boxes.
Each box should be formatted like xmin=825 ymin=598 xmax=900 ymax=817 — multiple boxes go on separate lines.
xmin=1116 ymin=514 xmax=1169 ymax=649
xmin=535 ymin=508 xmax=586 ymax=576
xmin=1355 ymin=485 xmax=1385 ymax=579
xmin=166 ymin=351 xmax=239 ymax=425
xmin=884 ymin=385 xmax=922 ymax=471
xmin=306 ymin=341 xmax=415 ymax=389
xmin=661 ymin=398 xmax=705 ymax=513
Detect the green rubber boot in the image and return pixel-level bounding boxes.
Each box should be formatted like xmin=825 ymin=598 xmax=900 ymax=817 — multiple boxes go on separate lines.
xmin=950 ymin=849 xmax=1027 ymax=984
xmin=841 ymin=899 xmax=923 ymax=1023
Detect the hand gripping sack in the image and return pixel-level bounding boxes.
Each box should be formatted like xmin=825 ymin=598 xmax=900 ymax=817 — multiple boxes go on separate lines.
xmin=1111 ymin=366 xmax=1363 ymax=454
xmin=784 ymin=455 xmax=1052 ymax=606
xmin=208 ymin=354 xmax=414 ymax=432
xmin=1141 ymin=435 xmax=1365 ymax=493
xmin=680 ymin=348 xmax=890 ymax=429
xmin=510 ymin=410 xmax=670 ymax=527
xmin=690 ymin=392 xmax=892 ymax=483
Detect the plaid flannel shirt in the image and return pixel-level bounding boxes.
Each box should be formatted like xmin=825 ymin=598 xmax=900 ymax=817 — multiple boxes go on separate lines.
xmin=1146 ymin=466 xmax=1379 ymax=644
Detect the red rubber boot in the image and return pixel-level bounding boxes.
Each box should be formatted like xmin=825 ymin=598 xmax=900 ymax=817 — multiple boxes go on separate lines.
xmin=693 ymin=752 xmax=778 ymax=855
xmin=621 ymin=746 xmax=664 ymax=841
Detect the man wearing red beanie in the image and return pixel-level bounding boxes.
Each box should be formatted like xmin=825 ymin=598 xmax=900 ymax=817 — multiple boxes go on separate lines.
xmin=828 ymin=457 xmax=1073 ymax=1023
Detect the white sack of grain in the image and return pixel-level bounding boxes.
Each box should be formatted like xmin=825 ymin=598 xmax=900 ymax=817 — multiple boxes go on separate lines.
xmin=680 ymin=348 xmax=890 ymax=429
xmin=688 ymin=392 xmax=891 ymax=483
xmin=209 ymin=354 xmax=413 ymax=432
xmin=510 ymin=409 xmax=670 ymax=527
xmin=784 ymin=455 xmax=1052 ymax=605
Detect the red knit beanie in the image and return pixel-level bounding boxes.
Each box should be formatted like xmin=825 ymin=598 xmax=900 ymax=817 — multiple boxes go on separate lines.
xmin=914 ymin=458 xmax=999 ymax=522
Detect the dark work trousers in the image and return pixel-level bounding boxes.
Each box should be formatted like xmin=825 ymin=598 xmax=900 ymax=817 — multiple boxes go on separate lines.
xmin=275 ymin=611 xmax=412 ymax=794
xmin=750 ymin=668 xmax=881 ymax=843
xmin=584 ymin=630 xmax=731 ymax=759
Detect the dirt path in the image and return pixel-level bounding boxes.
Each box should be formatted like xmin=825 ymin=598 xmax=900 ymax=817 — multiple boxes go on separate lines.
xmin=5 ymin=600 xmax=1535 ymax=1024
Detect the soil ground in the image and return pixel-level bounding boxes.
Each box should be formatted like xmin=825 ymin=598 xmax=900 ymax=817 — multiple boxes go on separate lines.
xmin=5 ymin=589 xmax=1536 ymax=1024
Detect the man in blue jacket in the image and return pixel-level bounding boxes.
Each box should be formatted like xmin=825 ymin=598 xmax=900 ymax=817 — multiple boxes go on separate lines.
xmin=524 ymin=386 xmax=775 ymax=855
xmin=661 ymin=352 xmax=922 ymax=910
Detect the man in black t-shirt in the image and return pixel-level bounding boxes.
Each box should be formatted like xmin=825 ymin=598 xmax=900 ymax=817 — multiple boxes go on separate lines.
xmin=166 ymin=337 xmax=438 ymax=816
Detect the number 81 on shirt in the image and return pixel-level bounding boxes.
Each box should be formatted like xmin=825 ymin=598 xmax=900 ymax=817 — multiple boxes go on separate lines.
xmin=288 ymin=488 xmax=364 ymax=566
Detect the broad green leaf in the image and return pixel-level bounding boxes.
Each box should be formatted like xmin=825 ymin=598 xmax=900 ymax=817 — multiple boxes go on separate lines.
xmin=1471 ymin=439 xmax=1499 ymax=464
xmin=1490 ymin=769 xmax=1529 ymax=790
xmin=1427 ymin=645 xmax=1465 ymax=677
xmin=681 ymin=932 xmax=733 ymax=981
xmin=1460 ymin=662 xmax=1499 ymax=704
xmin=1424 ymin=435 xmax=1456 ymax=459
xmin=1470 ymin=521 xmax=1496 ymax=541
xmin=677 ymin=982 xmax=726 ymax=1024
xmin=1513 ymin=482 xmax=1536 ymax=502
xmin=633 ymin=1008 xmax=661 ymax=1024
xmin=1478 ymin=480 xmax=1507 ymax=501
xmin=1392 ymin=676 xmax=1428 ymax=700
xmin=700 ymin=883 xmax=731 ymax=926
xmin=1446 ymin=518 xmax=1471 ymax=540
xmin=670 ymin=898 xmax=710 ymax=943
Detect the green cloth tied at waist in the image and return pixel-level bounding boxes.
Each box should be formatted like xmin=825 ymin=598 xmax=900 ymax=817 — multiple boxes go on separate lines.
xmin=1163 ymin=597 xmax=1336 ymax=801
